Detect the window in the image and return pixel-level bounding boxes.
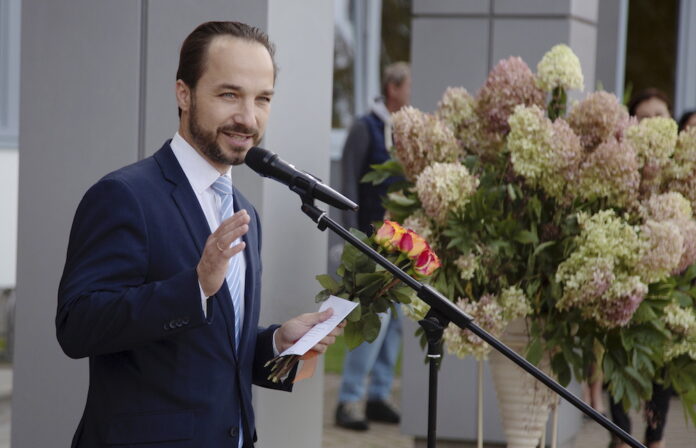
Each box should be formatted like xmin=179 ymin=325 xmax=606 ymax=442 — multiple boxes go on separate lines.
xmin=0 ymin=0 xmax=20 ymax=149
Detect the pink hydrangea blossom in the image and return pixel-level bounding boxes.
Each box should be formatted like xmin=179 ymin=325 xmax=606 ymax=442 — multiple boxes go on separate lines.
xmin=477 ymin=56 xmax=545 ymax=138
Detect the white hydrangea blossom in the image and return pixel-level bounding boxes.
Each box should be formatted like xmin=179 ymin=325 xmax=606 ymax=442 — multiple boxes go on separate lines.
xmin=536 ymin=44 xmax=584 ymax=91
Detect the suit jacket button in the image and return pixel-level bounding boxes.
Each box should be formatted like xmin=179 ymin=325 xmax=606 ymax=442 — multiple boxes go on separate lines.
xmin=228 ymin=426 xmax=238 ymax=438
xmin=175 ymin=320 xmax=183 ymax=328
xmin=182 ymin=317 xmax=190 ymax=325
xmin=163 ymin=323 xmax=170 ymax=331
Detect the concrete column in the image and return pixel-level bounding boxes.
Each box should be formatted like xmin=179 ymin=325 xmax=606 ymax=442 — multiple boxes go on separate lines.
xmin=13 ymin=3 xmax=143 ymax=446
xmin=251 ymin=1 xmax=334 ymax=447
xmin=675 ymin=0 xmax=696 ymax=116
xmin=404 ymin=0 xmax=598 ymax=445
xmin=12 ymin=1 xmax=333 ymax=447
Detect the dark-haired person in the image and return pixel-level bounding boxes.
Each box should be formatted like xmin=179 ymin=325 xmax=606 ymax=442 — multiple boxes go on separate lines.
xmin=627 ymin=88 xmax=671 ymax=121
xmin=57 ymin=21 xmax=342 ymax=448
xmin=678 ymin=109 xmax=696 ymax=131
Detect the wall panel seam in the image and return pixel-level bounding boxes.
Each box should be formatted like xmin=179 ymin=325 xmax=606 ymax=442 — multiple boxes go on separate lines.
xmin=137 ymin=0 xmax=148 ymax=161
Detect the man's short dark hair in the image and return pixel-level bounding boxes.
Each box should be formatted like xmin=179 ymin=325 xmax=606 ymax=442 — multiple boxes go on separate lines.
xmin=177 ymin=21 xmax=277 ymax=117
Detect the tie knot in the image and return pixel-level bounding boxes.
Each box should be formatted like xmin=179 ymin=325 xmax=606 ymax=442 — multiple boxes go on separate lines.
xmin=211 ymin=175 xmax=233 ymax=197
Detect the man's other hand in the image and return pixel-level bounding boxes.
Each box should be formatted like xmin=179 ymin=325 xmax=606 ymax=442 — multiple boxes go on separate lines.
xmin=275 ymin=308 xmax=346 ymax=355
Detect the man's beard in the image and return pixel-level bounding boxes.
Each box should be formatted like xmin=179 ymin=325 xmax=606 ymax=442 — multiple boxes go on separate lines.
xmin=188 ymin=97 xmax=260 ymax=166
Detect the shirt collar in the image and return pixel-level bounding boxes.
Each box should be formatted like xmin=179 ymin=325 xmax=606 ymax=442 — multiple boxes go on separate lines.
xmin=370 ymin=98 xmax=392 ymax=124
xmin=170 ymin=132 xmax=232 ymax=194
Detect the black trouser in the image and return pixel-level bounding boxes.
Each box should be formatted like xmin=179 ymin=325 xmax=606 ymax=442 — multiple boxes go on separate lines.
xmin=609 ymin=382 xmax=672 ymax=443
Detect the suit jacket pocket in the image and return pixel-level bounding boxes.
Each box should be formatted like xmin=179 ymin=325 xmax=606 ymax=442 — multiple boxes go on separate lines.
xmin=105 ymin=410 xmax=193 ymax=445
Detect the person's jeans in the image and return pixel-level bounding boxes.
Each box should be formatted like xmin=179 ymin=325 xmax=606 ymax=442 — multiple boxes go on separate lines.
xmin=338 ymin=305 xmax=403 ymax=403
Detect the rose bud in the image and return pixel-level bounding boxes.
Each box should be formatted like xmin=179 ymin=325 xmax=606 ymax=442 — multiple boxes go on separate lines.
xmin=374 ymin=220 xmax=406 ymax=251
xmin=414 ymin=247 xmax=441 ymax=276
xmin=399 ymin=229 xmax=428 ymax=259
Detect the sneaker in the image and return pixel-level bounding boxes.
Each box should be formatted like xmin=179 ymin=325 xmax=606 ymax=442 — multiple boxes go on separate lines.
xmin=335 ymin=401 xmax=369 ymax=431
xmin=366 ymin=399 xmax=401 ymax=424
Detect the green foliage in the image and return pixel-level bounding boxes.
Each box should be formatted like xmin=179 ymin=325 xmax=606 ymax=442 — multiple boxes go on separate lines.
xmin=381 ymin=184 xmax=421 ymax=223
xmin=664 ymin=356 xmax=696 ymax=424
xmin=547 ymin=86 xmax=568 ymax=120
xmin=360 ymin=160 xmax=404 ymax=184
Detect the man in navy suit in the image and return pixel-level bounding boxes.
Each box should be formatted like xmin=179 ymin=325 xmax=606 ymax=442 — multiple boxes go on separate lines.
xmin=57 ymin=21 xmax=340 ymax=447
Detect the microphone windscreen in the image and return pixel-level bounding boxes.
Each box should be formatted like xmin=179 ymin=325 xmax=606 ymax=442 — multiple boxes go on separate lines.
xmin=245 ymin=146 xmax=294 ymax=184
xmin=244 ymin=147 xmax=274 ymax=174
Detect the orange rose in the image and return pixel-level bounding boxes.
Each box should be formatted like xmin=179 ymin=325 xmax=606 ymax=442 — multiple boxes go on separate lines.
xmin=398 ymin=229 xmax=428 ymax=259
xmin=374 ymin=220 xmax=406 ymax=251
xmin=414 ymin=247 xmax=441 ymax=276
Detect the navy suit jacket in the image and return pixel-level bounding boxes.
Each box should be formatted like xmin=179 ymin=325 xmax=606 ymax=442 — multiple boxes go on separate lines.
xmin=57 ymin=142 xmax=292 ymax=447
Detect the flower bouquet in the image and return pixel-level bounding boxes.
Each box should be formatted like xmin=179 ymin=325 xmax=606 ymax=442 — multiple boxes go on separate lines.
xmin=266 ymin=220 xmax=440 ymax=382
xmin=365 ymin=44 xmax=696 ymax=422
xmin=316 ymin=220 xmax=441 ymax=349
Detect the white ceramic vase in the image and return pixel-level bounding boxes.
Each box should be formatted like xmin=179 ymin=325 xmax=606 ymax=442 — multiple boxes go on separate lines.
xmin=489 ymin=318 xmax=557 ymax=448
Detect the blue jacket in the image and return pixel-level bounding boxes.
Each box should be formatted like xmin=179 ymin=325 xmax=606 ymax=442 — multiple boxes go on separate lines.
xmin=56 ymin=142 xmax=291 ymax=447
xmin=341 ymin=111 xmax=401 ymax=234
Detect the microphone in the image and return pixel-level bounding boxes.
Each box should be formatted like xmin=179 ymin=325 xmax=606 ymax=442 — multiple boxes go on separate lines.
xmin=245 ymin=147 xmax=358 ymax=211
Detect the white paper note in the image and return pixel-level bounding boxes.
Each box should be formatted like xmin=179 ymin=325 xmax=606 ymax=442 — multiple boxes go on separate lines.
xmin=280 ymin=295 xmax=358 ymax=357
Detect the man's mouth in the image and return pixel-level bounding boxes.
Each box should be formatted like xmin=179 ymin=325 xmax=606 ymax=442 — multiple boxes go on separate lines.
xmin=221 ymin=131 xmax=254 ymax=146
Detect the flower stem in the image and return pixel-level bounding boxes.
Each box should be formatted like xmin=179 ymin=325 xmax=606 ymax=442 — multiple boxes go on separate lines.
xmin=375 ymin=277 xmax=402 ymax=299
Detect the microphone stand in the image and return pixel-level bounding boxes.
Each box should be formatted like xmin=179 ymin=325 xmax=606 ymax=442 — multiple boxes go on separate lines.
xmin=297 ymin=194 xmax=645 ymax=448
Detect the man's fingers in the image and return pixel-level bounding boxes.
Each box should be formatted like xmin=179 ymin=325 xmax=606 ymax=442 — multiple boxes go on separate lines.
xmin=328 ymin=326 xmax=343 ymax=337
xmin=301 ymin=334 xmax=337 ymax=358
xmin=309 ymin=344 xmax=327 ymax=354
xmin=300 ymin=351 xmax=319 ymax=360
xmin=216 ymin=224 xmax=249 ymax=254
xmin=214 ymin=209 xmax=250 ymax=237
xmin=197 ymin=210 xmax=250 ymax=297
xmin=223 ymin=241 xmax=246 ymax=258
xmin=303 ymin=308 xmax=334 ymax=326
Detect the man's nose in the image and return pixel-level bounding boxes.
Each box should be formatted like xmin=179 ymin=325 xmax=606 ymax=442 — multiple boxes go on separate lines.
xmin=233 ymin=100 xmax=256 ymax=128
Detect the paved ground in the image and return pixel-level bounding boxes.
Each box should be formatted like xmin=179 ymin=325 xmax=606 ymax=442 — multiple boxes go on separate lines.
xmin=322 ymin=373 xmax=696 ymax=448
xmin=323 ymin=373 xmax=410 ymax=448
xmin=0 ymin=368 xmax=692 ymax=447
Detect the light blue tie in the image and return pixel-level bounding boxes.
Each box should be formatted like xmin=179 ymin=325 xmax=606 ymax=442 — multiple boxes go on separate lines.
xmin=211 ymin=175 xmax=243 ymax=348
xmin=211 ymin=176 xmax=245 ymax=448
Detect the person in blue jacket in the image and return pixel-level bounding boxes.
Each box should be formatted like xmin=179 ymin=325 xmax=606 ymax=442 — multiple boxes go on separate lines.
xmin=335 ymin=62 xmax=411 ymax=431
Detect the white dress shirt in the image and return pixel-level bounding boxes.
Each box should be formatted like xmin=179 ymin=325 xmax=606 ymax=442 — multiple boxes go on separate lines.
xmin=170 ymin=132 xmax=246 ymax=322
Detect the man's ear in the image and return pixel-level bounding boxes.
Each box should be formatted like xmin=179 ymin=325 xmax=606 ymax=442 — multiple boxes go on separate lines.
xmin=175 ymin=80 xmax=191 ymax=113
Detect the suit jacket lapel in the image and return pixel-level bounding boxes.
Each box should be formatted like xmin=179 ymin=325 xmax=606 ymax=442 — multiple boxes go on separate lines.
xmin=154 ymin=143 xmax=239 ymax=359
xmin=153 ymin=143 xmax=210 ymax=253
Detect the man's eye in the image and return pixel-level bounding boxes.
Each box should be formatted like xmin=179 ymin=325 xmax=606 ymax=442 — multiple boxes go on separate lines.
xmin=221 ymin=92 xmax=237 ymax=98
xmin=258 ymin=96 xmax=271 ymax=103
